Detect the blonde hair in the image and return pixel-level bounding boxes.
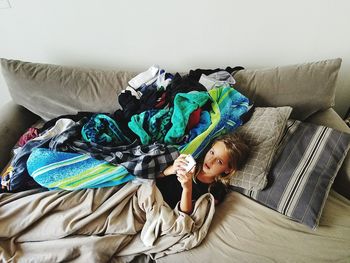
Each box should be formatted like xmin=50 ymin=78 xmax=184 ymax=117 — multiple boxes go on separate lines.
xmin=194 ymin=132 xmax=249 ymax=186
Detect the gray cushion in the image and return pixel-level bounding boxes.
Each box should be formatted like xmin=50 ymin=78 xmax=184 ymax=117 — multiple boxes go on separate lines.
xmin=1 ymin=58 xmax=342 ymax=122
xmin=232 ymin=106 xmax=292 ymax=190
xmin=306 ymin=108 xmax=350 ymax=199
xmin=234 ymin=58 xmax=342 ymax=120
xmin=0 ymin=58 xmax=136 ymax=121
xmin=234 ymin=120 xmax=350 ymax=229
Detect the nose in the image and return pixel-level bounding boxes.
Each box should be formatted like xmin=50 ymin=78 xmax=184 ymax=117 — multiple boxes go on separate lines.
xmin=208 ymin=157 xmax=216 ymax=166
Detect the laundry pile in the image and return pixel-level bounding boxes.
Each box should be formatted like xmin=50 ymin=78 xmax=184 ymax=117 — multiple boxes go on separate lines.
xmin=1 ymin=65 xmax=249 ymax=192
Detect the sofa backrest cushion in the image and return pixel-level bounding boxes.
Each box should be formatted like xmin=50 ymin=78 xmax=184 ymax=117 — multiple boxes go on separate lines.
xmin=1 ymin=58 xmax=342 ymax=121
xmin=234 ymin=58 xmax=342 ymax=120
xmin=1 ymin=58 xmax=136 ymax=121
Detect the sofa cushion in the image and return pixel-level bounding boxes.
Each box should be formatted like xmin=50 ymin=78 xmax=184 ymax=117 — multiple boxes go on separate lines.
xmin=1 ymin=58 xmax=342 ymax=122
xmin=306 ymin=108 xmax=350 ymax=199
xmin=234 ymin=120 xmax=350 ymax=229
xmin=234 ymin=58 xmax=342 ymax=120
xmin=0 ymin=58 xmax=136 ymax=121
xmin=231 ymin=106 xmax=292 ymax=190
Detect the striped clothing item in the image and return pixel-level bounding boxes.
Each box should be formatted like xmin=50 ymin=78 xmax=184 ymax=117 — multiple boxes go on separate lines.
xmin=179 ymin=86 xmax=249 ymax=158
xmin=27 ymin=148 xmax=134 ymax=190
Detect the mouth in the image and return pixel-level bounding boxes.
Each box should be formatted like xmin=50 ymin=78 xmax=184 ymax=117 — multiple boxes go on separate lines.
xmin=204 ymin=163 xmax=210 ymax=170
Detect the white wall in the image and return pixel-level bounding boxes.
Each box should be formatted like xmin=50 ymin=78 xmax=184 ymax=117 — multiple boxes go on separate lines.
xmin=1 ymin=0 xmax=349 ymax=117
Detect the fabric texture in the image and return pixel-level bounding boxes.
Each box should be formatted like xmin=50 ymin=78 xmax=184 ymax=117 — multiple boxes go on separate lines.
xmin=306 ymin=108 xmax=350 ymax=199
xmin=128 ymin=108 xmax=173 ymax=145
xmin=27 ymin=148 xmax=134 ymax=190
xmin=234 ymin=120 xmax=350 ymax=229
xmin=49 ymin=121 xmax=180 ymax=180
xmin=16 ymin=127 xmax=39 ymax=147
xmin=232 ymin=106 xmax=292 ymax=190
xmin=180 ymin=86 xmax=249 ymax=158
xmin=234 ymin=58 xmax=342 ymax=120
xmin=157 ymin=190 xmax=350 ymax=263
xmin=0 ymin=58 xmax=135 ymax=120
xmin=164 ymin=91 xmax=211 ymax=144
xmin=0 ymin=181 xmax=215 ymax=261
xmin=81 ymin=114 xmax=131 ymax=146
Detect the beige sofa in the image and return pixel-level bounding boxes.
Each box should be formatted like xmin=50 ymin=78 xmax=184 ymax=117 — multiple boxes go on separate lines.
xmin=0 ymin=58 xmax=349 ymax=262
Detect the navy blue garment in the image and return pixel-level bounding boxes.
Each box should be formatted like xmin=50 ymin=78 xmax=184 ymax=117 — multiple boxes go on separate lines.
xmin=6 ymin=139 xmax=50 ymax=192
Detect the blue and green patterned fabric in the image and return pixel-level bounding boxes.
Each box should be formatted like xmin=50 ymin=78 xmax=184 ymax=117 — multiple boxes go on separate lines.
xmin=179 ymin=86 xmax=249 ymax=158
xmin=82 ymin=114 xmax=132 ymax=146
xmin=27 ymin=148 xmax=134 ymax=190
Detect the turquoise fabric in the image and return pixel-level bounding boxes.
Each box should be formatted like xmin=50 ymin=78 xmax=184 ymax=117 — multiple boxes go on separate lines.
xmin=128 ymin=108 xmax=173 ymax=145
xmin=180 ymin=87 xmax=249 ymax=158
xmin=164 ymin=91 xmax=210 ymax=144
xmin=82 ymin=114 xmax=131 ymax=145
xmin=27 ymin=148 xmax=134 ymax=190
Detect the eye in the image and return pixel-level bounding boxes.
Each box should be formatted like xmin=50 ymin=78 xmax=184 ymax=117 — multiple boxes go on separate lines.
xmin=217 ymin=160 xmax=223 ymax=165
xmin=210 ymin=150 xmax=214 ymax=155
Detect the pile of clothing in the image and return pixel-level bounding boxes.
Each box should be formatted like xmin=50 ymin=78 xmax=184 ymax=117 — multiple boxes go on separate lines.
xmin=1 ymin=65 xmax=249 ymax=192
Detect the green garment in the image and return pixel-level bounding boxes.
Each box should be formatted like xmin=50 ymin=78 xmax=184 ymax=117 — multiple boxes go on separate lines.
xmin=164 ymin=91 xmax=210 ymax=144
xmin=128 ymin=108 xmax=172 ymax=145
xmin=180 ymin=86 xmax=249 ymax=157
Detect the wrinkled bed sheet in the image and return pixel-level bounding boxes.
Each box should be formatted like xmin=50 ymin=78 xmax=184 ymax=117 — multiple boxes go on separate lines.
xmin=0 ymin=181 xmax=215 ymax=262
xmin=158 ymin=190 xmax=350 ymax=263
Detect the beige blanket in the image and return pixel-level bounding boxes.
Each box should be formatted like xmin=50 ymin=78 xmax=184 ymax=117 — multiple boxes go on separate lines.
xmin=158 ymin=190 xmax=350 ymax=263
xmin=0 ymin=181 xmax=215 ymax=262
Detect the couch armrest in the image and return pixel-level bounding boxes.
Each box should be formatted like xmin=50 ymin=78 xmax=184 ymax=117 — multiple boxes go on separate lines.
xmin=0 ymin=101 xmax=40 ymax=171
xmin=306 ymin=108 xmax=350 ymax=199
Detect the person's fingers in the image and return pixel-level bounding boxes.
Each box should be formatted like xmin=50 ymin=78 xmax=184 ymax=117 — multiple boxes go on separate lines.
xmin=188 ymin=165 xmax=196 ymax=174
xmin=176 ymin=169 xmax=187 ymax=176
xmin=177 ymin=171 xmax=191 ymax=182
xmin=175 ymin=155 xmax=187 ymax=166
xmin=175 ymin=159 xmax=188 ymax=167
xmin=175 ymin=162 xmax=188 ymax=173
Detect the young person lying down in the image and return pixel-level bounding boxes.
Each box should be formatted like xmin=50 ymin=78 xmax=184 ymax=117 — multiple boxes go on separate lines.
xmin=156 ymin=133 xmax=249 ymax=214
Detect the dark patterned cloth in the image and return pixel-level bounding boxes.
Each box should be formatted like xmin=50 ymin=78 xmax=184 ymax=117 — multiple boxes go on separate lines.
xmin=50 ymin=121 xmax=179 ymax=179
xmin=81 ymin=114 xmax=132 ymax=146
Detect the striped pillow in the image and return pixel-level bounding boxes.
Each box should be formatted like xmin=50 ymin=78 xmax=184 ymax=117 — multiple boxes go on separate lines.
xmin=234 ymin=120 xmax=350 ymax=229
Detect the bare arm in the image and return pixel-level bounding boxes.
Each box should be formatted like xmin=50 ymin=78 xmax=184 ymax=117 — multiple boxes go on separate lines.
xmin=179 ymin=185 xmax=193 ymax=214
xmin=177 ymin=164 xmax=195 ymax=214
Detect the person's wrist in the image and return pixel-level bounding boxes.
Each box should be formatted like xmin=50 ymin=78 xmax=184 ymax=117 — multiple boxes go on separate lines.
xmin=182 ymin=183 xmax=192 ymax=192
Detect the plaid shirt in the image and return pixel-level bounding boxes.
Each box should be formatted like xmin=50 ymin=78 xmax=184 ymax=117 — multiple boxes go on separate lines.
xmin=49 ymin=120 xmax=179 ymax=179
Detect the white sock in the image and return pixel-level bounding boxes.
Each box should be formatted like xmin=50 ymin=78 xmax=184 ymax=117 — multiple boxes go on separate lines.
xmin=128 ymin=65 xmax=159 ymax=89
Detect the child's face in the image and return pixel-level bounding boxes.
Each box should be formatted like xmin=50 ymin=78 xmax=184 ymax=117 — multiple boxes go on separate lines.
xmin=202 ymin=141 xmax=233 ymax=179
